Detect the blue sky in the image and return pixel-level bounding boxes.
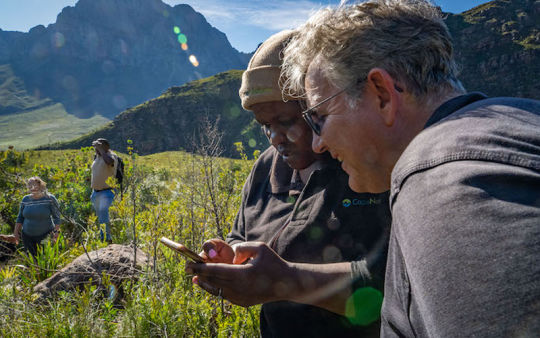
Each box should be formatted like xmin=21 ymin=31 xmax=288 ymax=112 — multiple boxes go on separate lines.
xmin=0 ymin=0 xmax=491 ymax=53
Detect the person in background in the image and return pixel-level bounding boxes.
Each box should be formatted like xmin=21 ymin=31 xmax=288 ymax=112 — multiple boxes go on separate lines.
xmin=91 ymin=138 xmax=118 ymax=244
xmin=14 ymin=177 xmax=61 ymax=257
xmin=281 ymin=1 xmax=540 ymax=336
xmin=186 ymin=30 xmax=392 ymax=338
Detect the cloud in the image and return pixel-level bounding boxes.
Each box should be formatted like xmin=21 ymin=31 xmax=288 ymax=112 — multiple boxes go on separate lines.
xmin=162 ymin=0 xmax=339 ymax=52
xmin=164 ymin=0 xmax=242 ymax=23
xmin=246 ymin=1 xmax=324 ymax=31
xmin=165 ymin=0 xmax=332 ymax=30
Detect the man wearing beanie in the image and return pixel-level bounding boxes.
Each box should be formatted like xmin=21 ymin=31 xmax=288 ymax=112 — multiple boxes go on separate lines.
xmin=187 ymin=30 xmax=392 ymax=337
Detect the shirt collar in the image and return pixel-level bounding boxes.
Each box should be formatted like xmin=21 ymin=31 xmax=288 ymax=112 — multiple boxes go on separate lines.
xmin=424 ymin=92 xmax=488 ymax=129
xmin=289 ymin=170 xmax=305 ymax=196
xmin=267 ymin=151 xmax=335 ymax=195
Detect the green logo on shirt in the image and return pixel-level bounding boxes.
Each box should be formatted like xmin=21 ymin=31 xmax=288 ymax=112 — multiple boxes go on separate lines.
xmin=343 ymin=198 xmax=381 ymax=207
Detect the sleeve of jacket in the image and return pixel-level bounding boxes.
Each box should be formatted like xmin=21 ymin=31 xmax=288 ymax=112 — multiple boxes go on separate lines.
xmin=384 ymin=160 xmax=540 ymax=337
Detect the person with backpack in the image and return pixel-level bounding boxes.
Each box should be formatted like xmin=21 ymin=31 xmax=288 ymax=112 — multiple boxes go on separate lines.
xmin=91 ymin=138 xmax=121 ymax=244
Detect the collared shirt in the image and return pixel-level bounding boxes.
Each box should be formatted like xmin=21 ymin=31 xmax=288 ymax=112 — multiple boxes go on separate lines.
xmin=91 ymin=151 xmax=118 ymax=190
xmin=227 ymin=146 xmax=392 ymax=338
xmin=382 ymin=93 xmax=540 ymax=337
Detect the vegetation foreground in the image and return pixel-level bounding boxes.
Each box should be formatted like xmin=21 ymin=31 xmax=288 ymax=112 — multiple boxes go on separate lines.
xmin=0 ymin=141 xmax=262 ymax=337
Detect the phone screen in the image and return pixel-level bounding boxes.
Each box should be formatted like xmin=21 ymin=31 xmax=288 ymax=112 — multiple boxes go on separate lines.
xmin=160 ymin=237 xmax=206 ymax=263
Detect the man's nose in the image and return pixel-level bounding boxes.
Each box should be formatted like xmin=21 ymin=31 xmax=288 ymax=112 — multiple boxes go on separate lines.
xmin=312 ymin=132 xmax=326 ymax=154
xmin=269 ymin=128 xmax=286 ymax=147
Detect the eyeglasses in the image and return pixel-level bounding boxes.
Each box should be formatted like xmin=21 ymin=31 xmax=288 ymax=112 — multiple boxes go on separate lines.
xmin=302 ymin=78 xmax=403 ymax=136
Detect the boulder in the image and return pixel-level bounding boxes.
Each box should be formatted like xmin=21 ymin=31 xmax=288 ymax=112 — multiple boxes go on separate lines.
xmin=33 ymin=244 xmax=151 ymax=299
xmin=0 ymin=241 xmax=16 ymax=262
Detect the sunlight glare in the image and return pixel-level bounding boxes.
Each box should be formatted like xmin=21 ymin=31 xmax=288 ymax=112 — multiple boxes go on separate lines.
xmin=53 ymin=32 xmax=65 ymax=48
xmin=189 ymin=55 xmax=199 ymax=67
xmin=178 ymin=34 xmax=188 ymax=44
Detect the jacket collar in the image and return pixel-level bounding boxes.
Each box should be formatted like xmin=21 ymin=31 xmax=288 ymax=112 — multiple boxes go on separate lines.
xmin=424 ymin=92 xmax=488 ymax=129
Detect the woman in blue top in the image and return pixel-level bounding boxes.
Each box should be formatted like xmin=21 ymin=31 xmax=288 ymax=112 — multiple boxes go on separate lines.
xmin=14 ymin=177 xmax=61 ymax=256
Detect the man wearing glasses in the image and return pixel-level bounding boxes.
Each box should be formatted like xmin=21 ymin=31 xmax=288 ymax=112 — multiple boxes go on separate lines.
xmin=282 ymin=0 xmax=540 ymax=337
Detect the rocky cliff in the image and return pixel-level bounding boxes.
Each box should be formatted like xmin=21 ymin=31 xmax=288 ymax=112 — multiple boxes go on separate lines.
xmin=447 ymin=0 xmax=540 ymax=98
xmin=0 ymin=0 xmax=250 ymax=118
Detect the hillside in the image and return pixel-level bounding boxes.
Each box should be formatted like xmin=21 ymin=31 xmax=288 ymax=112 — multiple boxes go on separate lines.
xmin=0 ymin=64 xmax=52 ymax=115
xmin=39 ymin=70 xmax=268 ymax=158
xmin=447 ymin=0 xmax=540 ymax=98
xmin=0 ymin=103 xmax=109 ymax=150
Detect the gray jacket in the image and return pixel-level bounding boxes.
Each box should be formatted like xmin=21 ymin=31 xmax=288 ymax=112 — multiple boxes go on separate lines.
xmin=381 ymin=93 xmax=540 ymax=337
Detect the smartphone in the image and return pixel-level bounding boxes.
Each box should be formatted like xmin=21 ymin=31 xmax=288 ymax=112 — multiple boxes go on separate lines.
xmin=160 ymin=237 xmax=206 ymax=263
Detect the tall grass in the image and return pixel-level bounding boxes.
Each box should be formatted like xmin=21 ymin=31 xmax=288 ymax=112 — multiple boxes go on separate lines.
xmin=0 ymin=143 xmax=260 ymax=337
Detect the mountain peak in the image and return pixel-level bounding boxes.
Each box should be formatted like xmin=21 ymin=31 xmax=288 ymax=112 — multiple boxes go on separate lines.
xmin=0 ymin=0 xmax=249 ymax=119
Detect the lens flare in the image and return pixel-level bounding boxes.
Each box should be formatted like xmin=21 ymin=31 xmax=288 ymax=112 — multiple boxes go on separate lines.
xmin=310 ymin=227 xmax=323 ymax=240
xmin=178 ymin=34 xmax=187 ymax=44
xmin=248 ymin=139 xmax=257 ymax=148
xmin=113 ymin=94 xmax=127 ymax=109
xmin=181 ymin=43 xmax=188 ymax=50
xmin=53 ymin=32 xmax=65 ymax=48
xmin=119 ymin=39 xmax=129 ymax=55
xmin=229 ymin=105 xmax=240 ymax=118
xmin=163 ymin=10 xmax=169 ymax=18
xmin=189 ymin=55 xmax=199 ymax=67
xmin=273 ymin=282 xmax=290 ymax=297
xmin=102 ymin=60 xmax=116 ymax=75
xmin=345 ymin=287 xmax=383 ymax=326
xmin=286 ymin=125 xmax=303 ymax=143
xmin=61 ymin=75 xmax=77 ymax=90
xmin=323 ymin=245 xmax=342 ymax=262
xmin=173 ymin=26 xmax=180 ymax=34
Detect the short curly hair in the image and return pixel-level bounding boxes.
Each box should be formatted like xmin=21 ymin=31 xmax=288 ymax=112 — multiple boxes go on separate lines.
xmin=281 ymin=0 xmax=465 ymax=106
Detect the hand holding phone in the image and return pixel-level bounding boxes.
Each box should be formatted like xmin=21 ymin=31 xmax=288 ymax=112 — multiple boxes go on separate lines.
xmin=160 ymin=237 xmax=206 ymax=263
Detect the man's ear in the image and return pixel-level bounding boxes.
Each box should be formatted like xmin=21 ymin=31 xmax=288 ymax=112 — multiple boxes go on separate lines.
xmin=367 ymin=68 xmax=400 ymax=127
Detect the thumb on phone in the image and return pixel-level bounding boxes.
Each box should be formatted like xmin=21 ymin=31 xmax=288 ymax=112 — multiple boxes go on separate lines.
xmin=201 ymin=239 xmax=234 ymax=263
xmin=232 ymin=242 xmax=268 ymax=264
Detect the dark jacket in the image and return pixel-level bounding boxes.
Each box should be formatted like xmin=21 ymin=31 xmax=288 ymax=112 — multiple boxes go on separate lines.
xmin=228 ymin=147 xmax=392 ymax=338
xmin=382 ymin=93 xmax=540 ymax=337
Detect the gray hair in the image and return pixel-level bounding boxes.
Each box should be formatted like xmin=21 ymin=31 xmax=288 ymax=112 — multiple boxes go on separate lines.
xmin=27 ymin=176 xmax=47 ymax=193
xmin=281 ymin=0 xmax=465 ymax=106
